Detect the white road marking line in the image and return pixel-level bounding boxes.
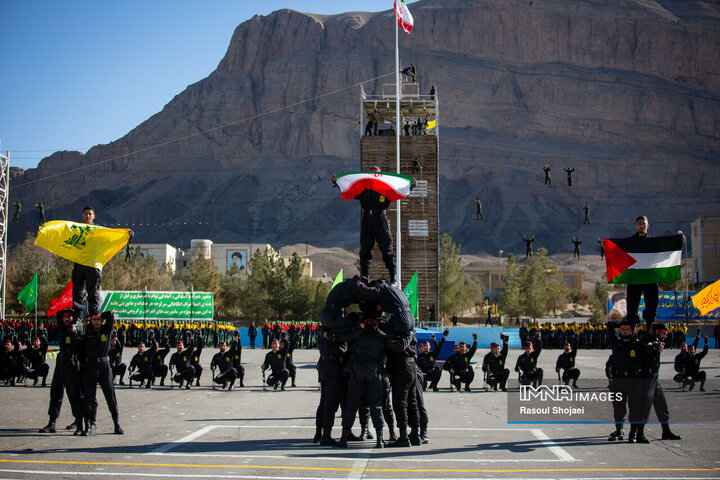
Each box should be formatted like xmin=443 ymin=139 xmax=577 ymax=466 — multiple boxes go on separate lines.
xmin=156 ymin=452 xmax=571 ymax=463
xmin=530 ymin=429 xmax=576 ymax=462
xmin=148 ymin=425 xmax=218 ymax=454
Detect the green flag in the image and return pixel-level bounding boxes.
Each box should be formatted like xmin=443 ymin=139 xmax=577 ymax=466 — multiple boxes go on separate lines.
xmin=331 ymin=269 xmax=343 ymax=289
xmin=18 ymin=269 xmax=38 ymax=313
xmin=403 ymin=270 xmax=419 ymax=319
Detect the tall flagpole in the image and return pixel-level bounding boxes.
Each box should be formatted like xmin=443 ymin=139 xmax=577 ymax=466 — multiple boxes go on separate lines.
xmin=394 ymin=9 xmax=402 ymax=288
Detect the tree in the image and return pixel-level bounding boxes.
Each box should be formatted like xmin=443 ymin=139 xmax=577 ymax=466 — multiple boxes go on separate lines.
xmin=216 ymin=266 xmax=246 ymax=316
xmin=103 ymin=248 xmax=175 ymax=291
xmin=500 ymin=253 xmax=524 ymax=323
xmin=520 ymin=248 xmax=561 ymax=321
xmin=589 ymin=280 xmax=612 ymax=323
xmin=438 ymin=233 xmax=483 ymax=315
xmin=176 ymin=255 xmax=220 ymax=294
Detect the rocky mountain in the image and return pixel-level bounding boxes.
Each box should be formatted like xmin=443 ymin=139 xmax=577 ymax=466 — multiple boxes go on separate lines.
xmin=10 ymin=0 xmax=720 ymax=256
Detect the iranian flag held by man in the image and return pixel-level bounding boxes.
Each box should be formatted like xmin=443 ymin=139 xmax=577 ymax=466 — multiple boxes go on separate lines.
xmin=603 ymin=215 xmax=685 ymax=330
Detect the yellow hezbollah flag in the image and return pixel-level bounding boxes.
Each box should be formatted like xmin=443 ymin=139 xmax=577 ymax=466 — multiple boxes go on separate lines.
xmin=35 ymin=221 xmax=131 ymax=270
xmin=426 ymin=119 xmax=436 ymax=130
xmin=692 ymin=278 xmax=720 ymax=316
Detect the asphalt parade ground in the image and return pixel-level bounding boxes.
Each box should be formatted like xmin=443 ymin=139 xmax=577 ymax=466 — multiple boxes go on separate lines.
xmin=0 ymin=347 xmax=718 ymax=480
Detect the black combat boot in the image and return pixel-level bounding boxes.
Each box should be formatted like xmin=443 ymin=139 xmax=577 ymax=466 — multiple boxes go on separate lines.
xmin=635 ymin=425 xmax=649 ymax=443
xmin=112 ymin=415 xmax=124 ymax=435
xmin=627 ymin=424 xmax=637 ymax=443
xmin=608 ymin=423 xmax=624 ymax=441
xmin=661 ymin=425 xmax=681 ymax=440
xmin=337 ymin=428 xmax=351 ymax=448
xmin=387 ymin=427 xmax=411 ymax=447
xmin=419 ymin=424 xmax=429 ymax=444
xmin=320 ymin=428 xmax=338 ymax=447
xmin=38 ymin=417 xmax=57 ymax=433
xmin=313 ymin=426 xmax=322 ymax=443
xmin=73 ymin=418 xmax=83 ymax=436
xmin=408 ymin=427 xmax=421 ymax=446
xmin=387 ymin=425 xmax=398 ymax=442
xmin=360 ymin=423 xmax=373 ymax=440
xmin=375 ymin=428 xmax=384 ymax=448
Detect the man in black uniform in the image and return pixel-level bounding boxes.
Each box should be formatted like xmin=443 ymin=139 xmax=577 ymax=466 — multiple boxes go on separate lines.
xmin=482 ymin=334 xmax=510 ymax=391
xmin=642 ymin=323 xmax=681 ymax=440
xmin=248 ymin=323 xmax=257 ymax=349
xmin=109 ymin=336 xmax=126 ymax=385
xmin=210 ymin=342 xmax=238 ymax=390
xmin=0 ymin=339 xmax=21 ymax=385
xmin=229 ymin=333 xmax=245 ymax=387
xmin=314 ymin=325 xmax=346 ymax=446
xmin=151 ymin=337 xmax=170 ymax=386
xmin=683 ymin=336 xmax=709 ymax=391
xmin=417 ymin=330 xmax=448 ymax=391
xmin=332 ymin=314 xmax=386 ymax=448
xmin=188 ymin=334 xmax=204 ymax=387
xmin=445 ymin=334 xmax=478 ymax=392
xmin=357 ymin=279 xmax=415 ymax=334
xmin=39 ymin=310 xmax=84 ymax=434
xmin=321 ymin=276 xmax=369 ymax=330
xmin=523 ymin=235 xmax=535 ymax=257
xmin=71 ymin=207 xmax=102 ymax=322
xmin=25 ymin=335 xmax=50 ymax=386
xmin=262 ymin=340 xmax=289 ymax=390
xmin=128 ymin=343 xmax=154 ymax=389
xmin=169 ymin=341 xmax=196 ymax=389
xmin=555 ymin=342 xmax=580 ymax=387
xmin=515 ymin=332 xmax=543 ymax=386
xmin=625 ymin=216 xmax=659 ymax=330
xmin=80 ymin=311 xmax=123 ymax=435
xmin=334 ymin=167 xmax=398 ymax=283
xmin=606 ymin=320 xmax=650 ymax=443
xmin=673 ymin=342 xmax=689 ymax=386
xmin=279 ymin=337 xmax=298 ymax=387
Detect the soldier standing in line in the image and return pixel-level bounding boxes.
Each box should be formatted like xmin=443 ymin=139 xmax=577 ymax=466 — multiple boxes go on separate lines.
xmin=39 ymin=311 xmax=84 ymax=434
xmin=80 ymin=312 xmax=123 ymax=435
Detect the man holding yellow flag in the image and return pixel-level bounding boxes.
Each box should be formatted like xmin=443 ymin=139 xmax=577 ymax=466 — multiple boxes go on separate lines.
xmin=35 ymin=206 xmax=132 ymax=321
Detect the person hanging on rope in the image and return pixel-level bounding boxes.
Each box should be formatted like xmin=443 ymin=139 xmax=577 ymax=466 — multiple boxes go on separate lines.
xmin=583 ymin=203 xmax=590 ymax=224
xmin=543 ymin=165 xmax=552 ymax=186
xmin=523 ymin=234 xmax=535 ymax=257
xmin=12 ymin=201 xmax=21 ymax=222
xmin=598 ymin=238 xmax=604 ymax=259
xmin=572 ymin=236 xmax=582 ymax=260
xmin=35 ymin=201 xmax=46 ymax=224
xmin=474 ymin=198 xmax=484 ymax=221
xmin=564 ymin=167 xmax=575 ymax=188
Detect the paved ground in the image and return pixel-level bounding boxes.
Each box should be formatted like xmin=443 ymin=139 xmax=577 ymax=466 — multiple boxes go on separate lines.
xmin=0 ymin=346 xmax=718 ymax=480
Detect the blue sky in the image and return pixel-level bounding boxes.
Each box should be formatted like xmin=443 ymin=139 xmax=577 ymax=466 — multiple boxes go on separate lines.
xmin=0 ymin=1 xmax=414 ymax=171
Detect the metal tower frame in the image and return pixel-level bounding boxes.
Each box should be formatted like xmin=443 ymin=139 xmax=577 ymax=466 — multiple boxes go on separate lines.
xmin=0 ymin=151 xmax=9 ymax=320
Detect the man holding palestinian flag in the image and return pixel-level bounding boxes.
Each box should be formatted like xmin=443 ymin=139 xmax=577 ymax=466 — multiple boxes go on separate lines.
xmin=603 ymin=215 xmax=685 ymax=330
xmin=35 ymin=206 xmax=132 ymax=321
xmin=332 ymin=167 xmax=414 ymax=285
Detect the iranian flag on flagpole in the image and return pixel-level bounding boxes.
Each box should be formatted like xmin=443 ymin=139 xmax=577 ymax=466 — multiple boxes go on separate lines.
xmin=602 ymin=234 xmax=684 ymax=284
xmin=334 ymin=171 xmax=414 ymax=201
xmin=395 ymin=0 xmax=414 ymax=34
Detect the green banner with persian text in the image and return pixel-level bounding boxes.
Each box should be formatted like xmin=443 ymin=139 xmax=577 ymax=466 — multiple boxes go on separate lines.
xmin=99 ymin=291 xmax=213 ymax=320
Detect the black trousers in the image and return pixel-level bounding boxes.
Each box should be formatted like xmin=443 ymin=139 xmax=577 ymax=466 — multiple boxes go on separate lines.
xmin=611 ymin=377 xmax=648 ymax=424
xmin=389 ymin=360 xmax=419 ymax=430
xmin=26 ymin=363 xmax=50 ymax=383
xmin=316 ymin=358 xmax=344 ymax=429
xmin=213 ymin=368 xmax=238 ymax=385
xmin=422 ymin=366 xmax=443 ymax=390
xmin=130 ymin=365 xmax=154 ymax=383
xmin=626 ymin=283 xmax=659 ymax=329
xmin=451 ymin=369 xmax=475 ymax=388
xmin=359 ymin=213 xmax=395 ymax=278
xmin=267 ymin=369 xmax=289 ymax=387
xmin=153 ymin=364 xmax=168 ymax=383
xmin=112 ymin=363 xmax=127 ymax=383
xmin=520 ymin=368 xmax=543 ymax=386
xmin=192 ymin=364 xmax=203 ymax=380
xmin=561 ymin=368 xmax=581 ymax=384
xmin=288 ymin=363 xmax=297 ymax=382
xmin=173 ymin=366 xmax=195 ymax=384
xmin=72 ymin=264 xmax=102 ymax=317
xmin=415 ymin=371 xmax=428 ymax=426
xmin=646 ymin=374 xmax=670 ymax=425
xmin=48 ymin=355 xmax=82 ymax=420
xmin=342 ymin=361 xmax=384 ymax=430
xmin=82 ymin=358 xmax=119 ymax=422
xmin=487 ymin=369 xmax=510 ymax=389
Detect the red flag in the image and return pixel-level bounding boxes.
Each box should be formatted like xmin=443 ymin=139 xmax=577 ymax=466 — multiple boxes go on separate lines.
xmin=47 ymin=281 xmax=73 ymax=316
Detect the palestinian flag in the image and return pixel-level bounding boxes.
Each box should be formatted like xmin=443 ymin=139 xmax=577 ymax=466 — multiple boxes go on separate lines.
xmin=603 ymin=234 xmax=683 ymax=284
xmin=394 ymin=0 xmax=414 ymax=34
xmin=335 ymin=171 xmax=414 ymax=201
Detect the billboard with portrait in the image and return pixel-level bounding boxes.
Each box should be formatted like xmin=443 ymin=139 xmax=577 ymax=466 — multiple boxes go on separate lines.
xmin=227 ymin=249 xmax=247 ymax=271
